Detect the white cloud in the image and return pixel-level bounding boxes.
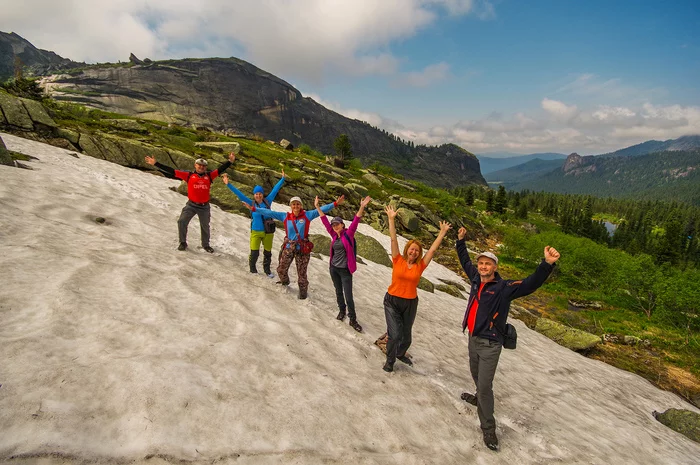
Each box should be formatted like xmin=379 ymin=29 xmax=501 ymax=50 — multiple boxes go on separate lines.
xmin=0 ymin=0 xmax=486 ymax=84
xmin=392 ymin=62 xmax=451 ymax=87
xmin=541 ymin=98 xmax=579 ymax=120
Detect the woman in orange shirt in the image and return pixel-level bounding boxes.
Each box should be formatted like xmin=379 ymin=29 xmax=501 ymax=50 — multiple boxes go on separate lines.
xmin=383 ymin=205 xmax=451 ymax=372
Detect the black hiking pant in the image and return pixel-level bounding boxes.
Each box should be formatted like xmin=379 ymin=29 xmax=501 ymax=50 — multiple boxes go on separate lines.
xmin=330 ymin=266 xmax=355 ymax=319
xmin=178 ymin=201 xmax=210 ymax=247
xmin=383 ymin=292 xmax=418 ymax=363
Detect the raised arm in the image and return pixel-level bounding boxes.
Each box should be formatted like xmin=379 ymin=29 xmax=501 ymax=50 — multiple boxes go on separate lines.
xmin=146 ymin=155 xmax=181 ymax=180
xmin=456 ymin=226 xmax=478 ymax=281
xmin=306 ymin=195 xmax=344 ymax=221
xmin=507 ymin=247 xmax=560 ymax=299
xmin=348 ymin=196 xmax=371 ymax=235
xmin=266 ymin=170 xmax=286 ymax=203
xmin=209 ymin=152 xmax=236 ymax=180
xmin=385 ymin=205 xmax=400 ymax=259
xmin=245 ymin=203 xmax=287 ymax=221
xmin=356 ymin=196 xmax=371 ymax=218
xmin=221 ymin=173 xmax=252 ymax=204
xmin=422 ymin=221 xmax=452 ymax=267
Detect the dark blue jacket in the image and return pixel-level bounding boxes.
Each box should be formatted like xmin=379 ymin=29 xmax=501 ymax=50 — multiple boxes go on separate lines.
xmin=456 ymin=238 xmax=555 ymax=343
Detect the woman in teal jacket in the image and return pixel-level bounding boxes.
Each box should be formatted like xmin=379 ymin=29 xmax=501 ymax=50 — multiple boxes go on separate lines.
xmin=247 ymin=195 xmax=344 ymax=299
xmin=221 ymin=171 xmax=285 ymax=276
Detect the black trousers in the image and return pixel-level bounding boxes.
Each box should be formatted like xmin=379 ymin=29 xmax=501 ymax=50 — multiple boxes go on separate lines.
xmin=330 ymin=266 xmax=355 ymax=319
xmin=383 ymin=292 xmax=418 ymax=363
xmin=178 ymin=201 xmax=210 ymax=247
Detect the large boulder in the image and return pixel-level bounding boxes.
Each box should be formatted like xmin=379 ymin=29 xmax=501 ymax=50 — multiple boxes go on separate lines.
xmin=56 ymin=128 xmax=80 ymax=144
xmin=535 ymin=318 xmax=601 ymax=351
xmin=396 ymin=207 xmax=420 ymax=232
xmin=362 ymin=172 xmax=382 ymax=186
xmin=326 ymin=181 xmax=351 ymax=197
xmin=20 ymin=98 xmax=57 ymax=128
xmin=355 ymin=231 xmax=391 ymax=267
xmin=104 ymin=118 xmax=147 ymax=133
xmin=308 ymin=234 xmax=331 ymax=256
xmin=0 ymin=135 xmax=13 ymax=166
xmin=418 ymin=276 xmax=434 ymax=293
xmin=653 ymin=409 xmax=700 ymax=443
xmin=400 ymin=197 xmax=422 ymax=208
xmin=194 ymin=141 xmax=241 ymax=154
xmin=0 ymin=91 xmax=34 ymax=129
xmin=344 ymin=182 xmax=369 ymax=198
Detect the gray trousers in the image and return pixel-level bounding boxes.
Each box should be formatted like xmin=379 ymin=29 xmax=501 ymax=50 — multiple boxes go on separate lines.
xmin=468 ymin=335 xmax=502 ymax=433
xmin=384 ymin=293 xmax=418 ymax=363
xmin=178 ymin=201 xmax=211 ymax=247
xmin=330 ymin=266 xmax=355 ymax=319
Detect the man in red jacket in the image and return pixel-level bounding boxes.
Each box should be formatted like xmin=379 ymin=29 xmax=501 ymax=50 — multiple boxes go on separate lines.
xmin=145 ymin=153 xmax=235 ymax=252
xmin=456 ymin=226 xmax=560 ymax=452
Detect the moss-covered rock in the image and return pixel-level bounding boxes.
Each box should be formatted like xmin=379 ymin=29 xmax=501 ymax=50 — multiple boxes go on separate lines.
xmin=20 ymin=98 xmax=57 ymax=128
xmin=0 ymin=135 xmax=13 ymax=166
xmin=345 ymin=182 xmax=369 ymax=197
xmin=309 ymin=234 xmax=331 ymax=256
xmin=400 ymin=197 xmax=422 ymax=208
xmin=0 ymin=91 xmax=34 ymax=129
xmin=435 ymin=284 xmax=466 ymax=299
xmin=362 ymin=172 xmax=382 ymax=186
xmin=418 ymin=276 xmax=434 ymax=293
xmin=104 ymin=118 xmax=147 ymax=133
xmin=77 ymin=133 xmax=106 ymax=160
xmin=535 ymin=318 xmax=601 ymax=351
xmin=654 ymin=409 xmax=700 ymax=443
xmin=56 ymin=128 xmax=80 ymax=144
xmin=355 ymin=231 xmax=392 ymax=267
xmin=326 ymin=181 xmax=351 ymax=197
xmin=438 ymin=278 xmax=466 ymax=291
xmin=397 ymin=207 xmax=419 ymax=232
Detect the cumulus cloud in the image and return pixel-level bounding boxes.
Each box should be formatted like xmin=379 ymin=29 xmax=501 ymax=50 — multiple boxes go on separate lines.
xmin=0 ymin=0 xmax=486 ymax=84
xmin=541 ymin=98 xmax=579 ymax=120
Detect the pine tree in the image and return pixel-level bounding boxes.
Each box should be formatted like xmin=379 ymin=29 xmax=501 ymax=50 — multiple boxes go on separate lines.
xmin=494 ymin=185 xmax=507 ymax=214
xmin=486 ymin=190 xmax=495 ymax=212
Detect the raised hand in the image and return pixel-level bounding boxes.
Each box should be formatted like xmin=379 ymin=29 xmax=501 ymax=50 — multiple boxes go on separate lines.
xmin=145 ymin=155 xmax=156 ymax=166
xmin=544 ymin=246 xmax=561 ymax=264
xmin=228 ymin=152 xmax=236 ymax=163
xmin=242 ymin=202 xmax=254 ymax=211
xmin=314 ymin=196 xmax=320 ymax=208
xmin=281 ymin=168 xmax=286 ymax=179
xmin=385 ymin=204 xmax=398 ymax=219
xmin=336 ymin=195 xmax=345 ymax=206
xmin=458 ymin=227 xmax=467 ymax=241
xmin=439 ymin=221 xmax=452 ymax=234
xmin=360 ymin=196 xmax=372 ymax=208
xmin=221 ymin=173 xmax=229 ymax=184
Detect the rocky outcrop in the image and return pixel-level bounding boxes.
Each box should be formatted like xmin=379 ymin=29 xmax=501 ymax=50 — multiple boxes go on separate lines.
xmin=39 ymin=57 xmax=485 ymax=189
xmin=435 ymin=284 xmax=465 ymax=299
xmin=0 ymin=91 xmax=57 ymax=132
xmin=308 ymin=231 xmax=389 ymax=268
xmin=418 ymin=276 xmax=434 ymax=293
xmin=535 ymin=318 xmax=601 ymax=351
xmin=396 ymin=208 xmax=419 ymax=232
xmin=653 ymin=409 xmax=700 ymax=443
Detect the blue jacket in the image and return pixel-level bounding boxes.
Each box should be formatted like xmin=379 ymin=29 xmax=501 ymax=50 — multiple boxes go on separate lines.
xmin=255 ymin=203 xmax=335 ymax=248
xmin=457 ymin=238 xmax=555 ymax=343
xmin=226 ymin=178 xmax=285 ymax=231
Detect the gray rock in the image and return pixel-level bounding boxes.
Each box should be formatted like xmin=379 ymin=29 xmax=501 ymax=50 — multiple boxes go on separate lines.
xmin=104 ymin=118 xmax=147 ymax=133
xmin=437 ymin=278 xmax=466 ymax=291
xmin=326 ymin=181 xmax=351 ymax=197
xmin=280 ymin=139 xmax=293 ymax=150
xmin=56 ymin=128 xmax=80 ymax=144
xmin=535 ymin=318 xmax=601 ymax=351
xmin=362 ymin=172 xmax=382 ymax=186
xmin=653 ymin=409 xmax=700 ymax=443
xmin=0 ymin=91 xmax=34 ymax=129
xmin=344 ymin=182 xmax=369 ymax=197
xmin=396 ymin=208 xmax=420 ymax=232
xmin=20 ymin=98 xmax=57 ymax=128
xmin=400 ymin=197 xmax=422 ymax=208
xmin=194 ymin=141 xmax=240 ymax=154
xmin=0 ymin=135 xmax=13 ymax=166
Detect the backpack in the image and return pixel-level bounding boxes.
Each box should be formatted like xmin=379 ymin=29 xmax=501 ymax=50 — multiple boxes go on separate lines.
xmin=257 ymin=198 xmax=276 ymax=234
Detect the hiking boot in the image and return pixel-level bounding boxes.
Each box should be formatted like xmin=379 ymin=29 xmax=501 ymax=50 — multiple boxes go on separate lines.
xmin=276 ymin=280 xmax=290 ymax=286
xmin=203 ymin=246 xmax=214 ymax=253
xmin=262 ymin=250 xmax=273 ymax=275
xmin=177 ymin=242 xmax=187 ymax=251
xmin=336 ymin=310 xmax=346 ymax=321
xmin=483 ymin=431 xmax=499 ymax=451
xmin=298 ymin=289 xmax=308 ymax=300
xmin=349 ymin=318 xmax=363 ymax=333
xmin=460 ymin=392 xmax=478 ymax=406
xmin=382 ymin=360 xmax=394 ymax=372
xmin=397 ymin=355 xmax=413 ymax=366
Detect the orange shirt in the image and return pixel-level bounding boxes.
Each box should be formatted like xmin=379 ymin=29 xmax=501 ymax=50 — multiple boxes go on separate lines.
xmin=387 ymin=255 xmax=428 ymax=299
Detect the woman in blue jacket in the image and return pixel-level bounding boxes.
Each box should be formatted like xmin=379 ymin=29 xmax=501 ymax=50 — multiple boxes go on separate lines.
xmin=246 ymin=195 xmax=344 ymax=299
xmin=221 ymin=171 xmax=285 ymax=276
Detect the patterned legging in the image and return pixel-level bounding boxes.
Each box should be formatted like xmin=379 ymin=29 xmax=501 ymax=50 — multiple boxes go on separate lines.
xmin=277 ymin=246 xmax=311 ymax=292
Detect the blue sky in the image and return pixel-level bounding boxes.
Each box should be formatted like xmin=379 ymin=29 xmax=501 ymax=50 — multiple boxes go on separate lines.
xmin=2 ymin=0 xmax=699 ymax=154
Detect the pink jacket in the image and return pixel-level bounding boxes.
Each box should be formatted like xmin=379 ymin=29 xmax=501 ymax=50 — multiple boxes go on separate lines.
xmin=320 ymin=215 xmax=361 ymax=274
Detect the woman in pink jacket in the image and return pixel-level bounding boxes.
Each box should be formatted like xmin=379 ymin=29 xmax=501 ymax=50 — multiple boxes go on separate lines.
xmin=315 ymin=195 xmax=371 ymax=332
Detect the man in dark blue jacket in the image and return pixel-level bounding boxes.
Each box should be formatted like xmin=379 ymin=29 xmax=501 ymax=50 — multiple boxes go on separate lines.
xmin=456 ymin=226 xmax=560 ymax=451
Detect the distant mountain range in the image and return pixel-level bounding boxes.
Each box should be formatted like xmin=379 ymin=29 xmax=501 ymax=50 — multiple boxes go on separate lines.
xmin=0 ymin=31 xmax=484 ymax=189
xmin=484 ymin=158 xmax=565 ymax=188
xmin=477 ymin=152 xmax=567 ymax=174
xmin=601 ymin=135 xmax=700 ymax=158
